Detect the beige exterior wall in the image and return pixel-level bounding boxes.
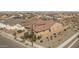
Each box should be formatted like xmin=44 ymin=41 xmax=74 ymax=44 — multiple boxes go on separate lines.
xmin=35 ymin=30 xmax=51 ymax=38
xmin=50 ymin=23 xmax=64 ymax=33
xmin=35 ymin=23 xmax=64 ymax=39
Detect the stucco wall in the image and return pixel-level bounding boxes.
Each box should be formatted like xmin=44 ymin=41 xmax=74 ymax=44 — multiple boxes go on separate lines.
xmin=35 ymin=23 xmax=64 ymax=39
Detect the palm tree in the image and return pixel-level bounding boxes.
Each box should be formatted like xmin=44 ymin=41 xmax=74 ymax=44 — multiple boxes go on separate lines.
xmin=31 ymin=34 xmax=37 ymax=47
xmin=30 ymin=25 xmax=35 ymax=47
xmin=50 ymin=36 xmax=53 ymax=40
xmin=13 ymin=32 xmax=17 ymax=39
xmin=78 ymin=35 xmax=79 ymax=38
xmin=24 ymin=31 xmax=34 ymax=47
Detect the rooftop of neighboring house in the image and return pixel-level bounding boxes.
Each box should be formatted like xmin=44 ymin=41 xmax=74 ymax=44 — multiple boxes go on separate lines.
xmin=0 ymin=15 xmax=9 ymax=20
xmin=21 ymin=19 xmax=63 ymax=33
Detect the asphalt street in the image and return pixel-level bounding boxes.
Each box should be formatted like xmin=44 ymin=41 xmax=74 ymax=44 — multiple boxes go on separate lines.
xmin=58 ymin=32 xmax=79 ymax=48
xmin=0 ymin=35 xmax=27 ymax=48
xmin=71 ymin=39 xmax=79 ymax=48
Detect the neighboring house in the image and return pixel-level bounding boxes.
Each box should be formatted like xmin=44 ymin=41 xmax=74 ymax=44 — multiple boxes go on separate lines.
xmin=0 ymin=23 xmax=25 ymax=30
xmin=21 ymin=19 xmax=64 ymax=38
xmin=35 ymin=22 xmax=64 ymax=38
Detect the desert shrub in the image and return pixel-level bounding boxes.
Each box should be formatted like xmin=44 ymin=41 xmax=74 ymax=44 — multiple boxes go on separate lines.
xmin=37 ymin=36 xmax=42 ymax=40
xmin=40 ymin=40 xmax=43 ymax=43
xmin=17 ymin=30 xmax=23 ymax=33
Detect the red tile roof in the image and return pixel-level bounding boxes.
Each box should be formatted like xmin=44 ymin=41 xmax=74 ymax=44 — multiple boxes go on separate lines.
xmin=33 ymin=20 xmax=55 ymax=32
xmin=21 ymin=19 xmax=56 ymax=32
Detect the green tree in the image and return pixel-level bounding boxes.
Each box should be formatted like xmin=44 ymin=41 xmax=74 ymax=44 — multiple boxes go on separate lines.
xmin=24 ymin=32 xmax=29 ymax=38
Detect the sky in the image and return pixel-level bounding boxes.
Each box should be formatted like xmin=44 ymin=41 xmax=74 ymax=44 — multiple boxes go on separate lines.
xmin=0 ymin=0 xmax=79 ymax=11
